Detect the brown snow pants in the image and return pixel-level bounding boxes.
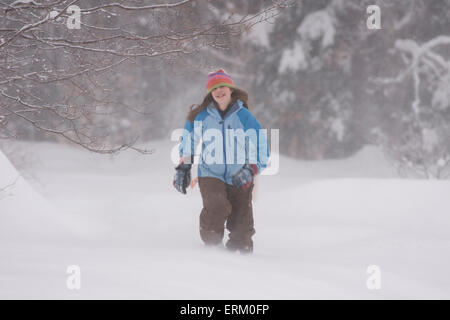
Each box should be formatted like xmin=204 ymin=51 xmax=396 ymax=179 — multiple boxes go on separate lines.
xmin=198 ymin=177 xmax=255 ymax=251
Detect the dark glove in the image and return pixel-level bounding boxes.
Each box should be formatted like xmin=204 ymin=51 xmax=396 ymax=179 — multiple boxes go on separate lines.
xmin=173 ymin=163 xmax=191 ymax=194
xmin=232 ymin=164 xmax=257 ymax=189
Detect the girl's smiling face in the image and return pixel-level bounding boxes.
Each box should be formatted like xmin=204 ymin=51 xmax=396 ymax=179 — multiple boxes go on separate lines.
xmin=211 ymin=86 xmax=233 ymax=109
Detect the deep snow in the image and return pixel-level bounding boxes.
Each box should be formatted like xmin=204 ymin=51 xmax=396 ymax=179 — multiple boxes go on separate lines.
xmin=1 ymin=140 xmax=449 ymax=299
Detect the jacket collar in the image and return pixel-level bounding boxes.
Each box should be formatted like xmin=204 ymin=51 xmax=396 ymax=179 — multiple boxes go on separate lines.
xmin=207 ymin=99 xmax=243 ymax=120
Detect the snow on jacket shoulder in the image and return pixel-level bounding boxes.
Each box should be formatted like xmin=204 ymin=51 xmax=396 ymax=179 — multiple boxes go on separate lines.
xmin=179 ymin=99 xmax=270 ymax=185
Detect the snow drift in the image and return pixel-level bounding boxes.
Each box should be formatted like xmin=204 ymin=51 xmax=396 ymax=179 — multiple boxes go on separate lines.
xmin=0 ymin=141 xmax=449 ymax=299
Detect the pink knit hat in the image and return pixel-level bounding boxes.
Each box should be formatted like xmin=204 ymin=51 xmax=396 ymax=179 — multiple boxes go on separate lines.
xmin=206 ymin=69 xmax=235 ymax=93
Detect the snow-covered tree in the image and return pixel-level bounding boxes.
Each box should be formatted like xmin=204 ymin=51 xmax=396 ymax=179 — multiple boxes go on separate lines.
xmin=250 ymin=0 xmax=366 ymax=159
xmin=0 ymin=0 xmax=287 ymax=153
xmin=374 ymin=36 xmax=450 ymax=179
xmin=247 ymin=0 xmax=450 ymax=174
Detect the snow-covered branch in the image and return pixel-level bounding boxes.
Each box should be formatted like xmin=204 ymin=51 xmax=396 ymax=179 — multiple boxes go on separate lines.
xmin=0 ymin=0 xmax=290 ymax=153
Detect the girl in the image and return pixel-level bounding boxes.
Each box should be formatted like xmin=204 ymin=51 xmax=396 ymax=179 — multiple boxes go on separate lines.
xmin=173 ymin=69 xmax=269 ymax=254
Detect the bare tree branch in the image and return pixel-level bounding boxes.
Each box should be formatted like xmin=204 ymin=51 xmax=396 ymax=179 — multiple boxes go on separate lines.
xmin=0 ymin=0 xmax=290 ymax=154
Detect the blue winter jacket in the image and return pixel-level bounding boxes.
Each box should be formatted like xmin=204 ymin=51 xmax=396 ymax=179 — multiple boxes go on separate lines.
xmin=179 ymin=99 xmax=270 ymax=185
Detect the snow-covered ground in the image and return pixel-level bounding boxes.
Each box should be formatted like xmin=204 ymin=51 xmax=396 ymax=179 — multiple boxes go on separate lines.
xmin=1 ymin=140 xmax=450 ymax=299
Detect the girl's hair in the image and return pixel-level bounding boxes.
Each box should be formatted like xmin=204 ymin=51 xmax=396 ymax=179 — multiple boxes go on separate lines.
xmin=187 ymin=87 xmax=249 ymax=122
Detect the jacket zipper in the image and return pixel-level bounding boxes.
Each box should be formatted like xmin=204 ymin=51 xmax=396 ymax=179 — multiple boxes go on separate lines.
xmin=221 ymin=119 xmax=227 ymax=179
